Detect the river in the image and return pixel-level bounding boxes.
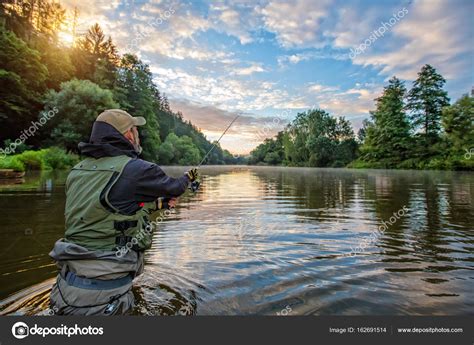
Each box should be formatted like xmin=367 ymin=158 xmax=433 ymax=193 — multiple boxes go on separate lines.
xmin=0 ymin=166 xmax=473 ymax=315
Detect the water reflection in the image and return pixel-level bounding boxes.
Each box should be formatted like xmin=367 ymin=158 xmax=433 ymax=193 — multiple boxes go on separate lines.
xmin=0 ymin=167 xmax=473 ymax=315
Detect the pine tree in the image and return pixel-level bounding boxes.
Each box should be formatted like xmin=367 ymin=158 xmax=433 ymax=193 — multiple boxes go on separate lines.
xmin=361 ymin=77 xmax=411 ymax=166
xmin=407 ymin=64 xmax=450 ymax=138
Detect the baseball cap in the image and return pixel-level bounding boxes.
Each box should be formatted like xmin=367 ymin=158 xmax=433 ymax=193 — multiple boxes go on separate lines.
xmin=96 ymin=109 xmax=146 ymax=133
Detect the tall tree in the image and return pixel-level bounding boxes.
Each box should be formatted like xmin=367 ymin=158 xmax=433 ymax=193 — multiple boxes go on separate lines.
xmin=114 ymin=54 xmax=161 ymax=161
xmin=360 ymin=77 xmax=411 ymax=166
xmin=407 ymin=64 xmax=450 ymax=138
xmin=0 ymin=27 xmax=47 ymax=142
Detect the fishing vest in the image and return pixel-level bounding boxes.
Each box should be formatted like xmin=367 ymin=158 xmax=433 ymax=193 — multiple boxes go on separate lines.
xmin=64 ymin=155 xmax=154 ymax=251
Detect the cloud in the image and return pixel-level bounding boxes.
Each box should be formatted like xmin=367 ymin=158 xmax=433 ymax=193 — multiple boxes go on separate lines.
xmin=316 ymin=86 xmax=380 ymax=116
xmin=333 ymin=0 xmax=473 ymax=82
xmin=259 ymin=0 xmax=332 ymax=48
xmin=230 ymin=62 xmax=267 ymax=76
xmin=168 ymin=98 xmax=288 ymax=153
xmin=151 ymin=66 xmax=292 ymax=111
xmin=208 ymin=3 xmax=259 ymax=44
xmin=308 ymin=83 xmax=340 ymax=93
xmin=277 ymin=50 xmax=348 ymax=67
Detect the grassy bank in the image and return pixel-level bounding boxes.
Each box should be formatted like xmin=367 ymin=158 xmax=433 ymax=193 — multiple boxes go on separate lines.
xmin=348 ymin=154 xmax=474 ymax=171
xmin=0 ymin=148 xmax=79 ymax=172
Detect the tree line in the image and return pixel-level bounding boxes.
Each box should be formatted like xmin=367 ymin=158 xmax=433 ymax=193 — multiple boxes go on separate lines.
xmin=0 ymin=0 xmax=239 ymax=165
xmin=249 ymin=65 xmax=473 ymax=170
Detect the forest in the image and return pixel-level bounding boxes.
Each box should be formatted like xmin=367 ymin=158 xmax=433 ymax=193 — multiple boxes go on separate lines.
xmin=1 ymin=1 xmax=472 ymax=172
xmin=249 ymin=67 xmax=473 ymax=170
xmin=0 ymin=0 xmax=239 ymax=173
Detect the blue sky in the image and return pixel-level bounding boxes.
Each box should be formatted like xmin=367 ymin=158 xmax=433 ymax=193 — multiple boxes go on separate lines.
xmin=61 ymin=0 xmax=473 ymax=153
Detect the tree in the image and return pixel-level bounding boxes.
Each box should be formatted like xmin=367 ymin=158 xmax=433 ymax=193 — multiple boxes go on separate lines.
xmin=114 ymin=54 xmax=161 ymax=161
xmin=360 ymin=77 xmax=411 ymax=166
xmin=0 ymin=27 xmax=47 ymax=141
xmin=42 ymin=79 xmax=119 ymax=152
xmin=441 ymin=94 xmax=474 ymax=168
xmin=250 ymin=109 xmax=358 ymax=167
xmin=72 ymin=23 xmax=118 ymax=85
xmin=157 ymin=133 xmax=201 ymax=165
xmin=407 ymin=64 xmax=450 ymax=139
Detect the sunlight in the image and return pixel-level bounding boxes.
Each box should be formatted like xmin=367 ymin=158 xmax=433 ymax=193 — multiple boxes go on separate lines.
xmin=58 ymin=31 xmax=75 ymax=46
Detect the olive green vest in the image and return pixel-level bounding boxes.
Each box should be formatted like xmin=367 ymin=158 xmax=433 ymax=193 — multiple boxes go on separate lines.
xmin=64 ymin=155 xmax=154 ymax=251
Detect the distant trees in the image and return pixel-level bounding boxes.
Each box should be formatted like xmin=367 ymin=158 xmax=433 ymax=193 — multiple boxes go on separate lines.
xmin=249 ymin=110 xmax=358 ymax=167
xmin=356 ymin=64 xmax=472 ymax=170
xmin=157 ymin=133 xmax=201 ymax=165
xmin=250 ymin=64 xmax=472 ymax=171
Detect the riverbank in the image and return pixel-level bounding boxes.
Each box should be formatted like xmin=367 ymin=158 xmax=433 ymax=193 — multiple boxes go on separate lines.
xmin=0 ymin=147 xmax=79 ymax=173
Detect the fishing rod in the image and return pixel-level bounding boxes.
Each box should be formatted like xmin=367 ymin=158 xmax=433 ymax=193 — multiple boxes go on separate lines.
xmin=189 ymin=114 xmax=240 ymax=192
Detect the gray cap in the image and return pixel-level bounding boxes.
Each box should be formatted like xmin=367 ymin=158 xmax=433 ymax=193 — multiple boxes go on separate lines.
xmin=96 ymin=109 xmax=146 ymax=133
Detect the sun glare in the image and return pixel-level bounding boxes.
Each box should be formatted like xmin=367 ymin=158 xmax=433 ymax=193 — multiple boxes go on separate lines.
xmin=58 ymin=31 xmax=75 ymax=46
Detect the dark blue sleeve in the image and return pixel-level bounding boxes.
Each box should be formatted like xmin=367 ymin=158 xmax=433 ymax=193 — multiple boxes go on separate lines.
xmin=108 ymin=158 xmax=189 ymax=215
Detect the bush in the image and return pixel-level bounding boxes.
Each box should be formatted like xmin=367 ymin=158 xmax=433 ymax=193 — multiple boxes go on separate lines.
xmin=0 ymin=156 xmax=25 ymax=172
xmin=41 ymin=147 xmax=79 ymax=169
xmin=16 ymin=150 xmax=45 ymax=170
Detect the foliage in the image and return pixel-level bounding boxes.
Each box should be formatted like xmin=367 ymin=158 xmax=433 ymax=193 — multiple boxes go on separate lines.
xmin=0 ymin=27 xmax=48 ymax=142
xmin=250 ymin=110 xmax=358 ymax=167
xmin=0 ymin=155 xmax=25 ymax=171
xmin=0 ymin=147 xmax=78 ymax=172
xmin=16 ymin=149 xmax=45 ymax=170
xmin=157 ymin=133 xmax=201 ymax=165
xmin=359 ymin=77 xmax=412 ymax=167
xmin=41 ymin=146 xmax=79 ymax=169
xmin=406 ymin=64 xmax=450 ymax=140
xmin=42 ymin=79 xmax=119 ymax=152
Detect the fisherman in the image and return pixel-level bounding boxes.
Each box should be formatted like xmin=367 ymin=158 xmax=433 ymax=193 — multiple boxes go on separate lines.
xmin=49 ymin=109 xmax=198 ymax=315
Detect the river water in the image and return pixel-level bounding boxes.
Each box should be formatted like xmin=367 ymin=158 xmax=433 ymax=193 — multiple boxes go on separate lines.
xmin=0 ymin=166 xmax=472 ymax=315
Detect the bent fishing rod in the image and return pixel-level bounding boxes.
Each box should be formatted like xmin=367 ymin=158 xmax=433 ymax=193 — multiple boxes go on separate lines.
xmin=189 ymin=114 xmax=240 ymax=192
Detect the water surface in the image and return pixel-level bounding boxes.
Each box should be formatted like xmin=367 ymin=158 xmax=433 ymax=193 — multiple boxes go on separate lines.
xmin=0 ymin=166 xmax=473 ymax=315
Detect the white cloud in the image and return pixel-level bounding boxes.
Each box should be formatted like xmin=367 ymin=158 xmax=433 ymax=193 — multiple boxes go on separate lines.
xmin=334 ymin=0 xmax=473 ymax=81
xmin=260 ymin=0 xmax=332 ymax=48
xmin=308 ymin=83 xmax=340 ymax=93
xmin=230 ymin=62 xmax=267 ymax=76
xmin=208 ymin=4 xmax=258 ymax=44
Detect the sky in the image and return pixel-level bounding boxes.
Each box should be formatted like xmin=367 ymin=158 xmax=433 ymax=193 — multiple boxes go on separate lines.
xmin=59 ymin=0 xmax=473 ymax=154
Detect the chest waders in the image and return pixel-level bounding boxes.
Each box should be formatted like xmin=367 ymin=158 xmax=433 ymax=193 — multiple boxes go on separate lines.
xmin=52 ymin=155 xmax=155 ymax=314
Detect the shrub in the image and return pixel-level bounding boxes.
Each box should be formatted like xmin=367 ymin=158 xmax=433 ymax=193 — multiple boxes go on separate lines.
xmin=0 ymin=156 xmax=25 ymax=172
xmin=16 ymin=150 xmax=45 ymax=170
xmin=41 ymin=147 xmax=79 ymax=169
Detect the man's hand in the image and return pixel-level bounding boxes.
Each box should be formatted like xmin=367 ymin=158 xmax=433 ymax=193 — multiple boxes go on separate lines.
xmin=186 ymin=168 xmax=199 ymax=182
xmin=168 ymin=197 xmax=177 ymax=209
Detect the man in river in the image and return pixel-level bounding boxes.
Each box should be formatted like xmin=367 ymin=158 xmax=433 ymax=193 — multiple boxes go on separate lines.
xmin=49 ymin=109 xmax=198 ymax=315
